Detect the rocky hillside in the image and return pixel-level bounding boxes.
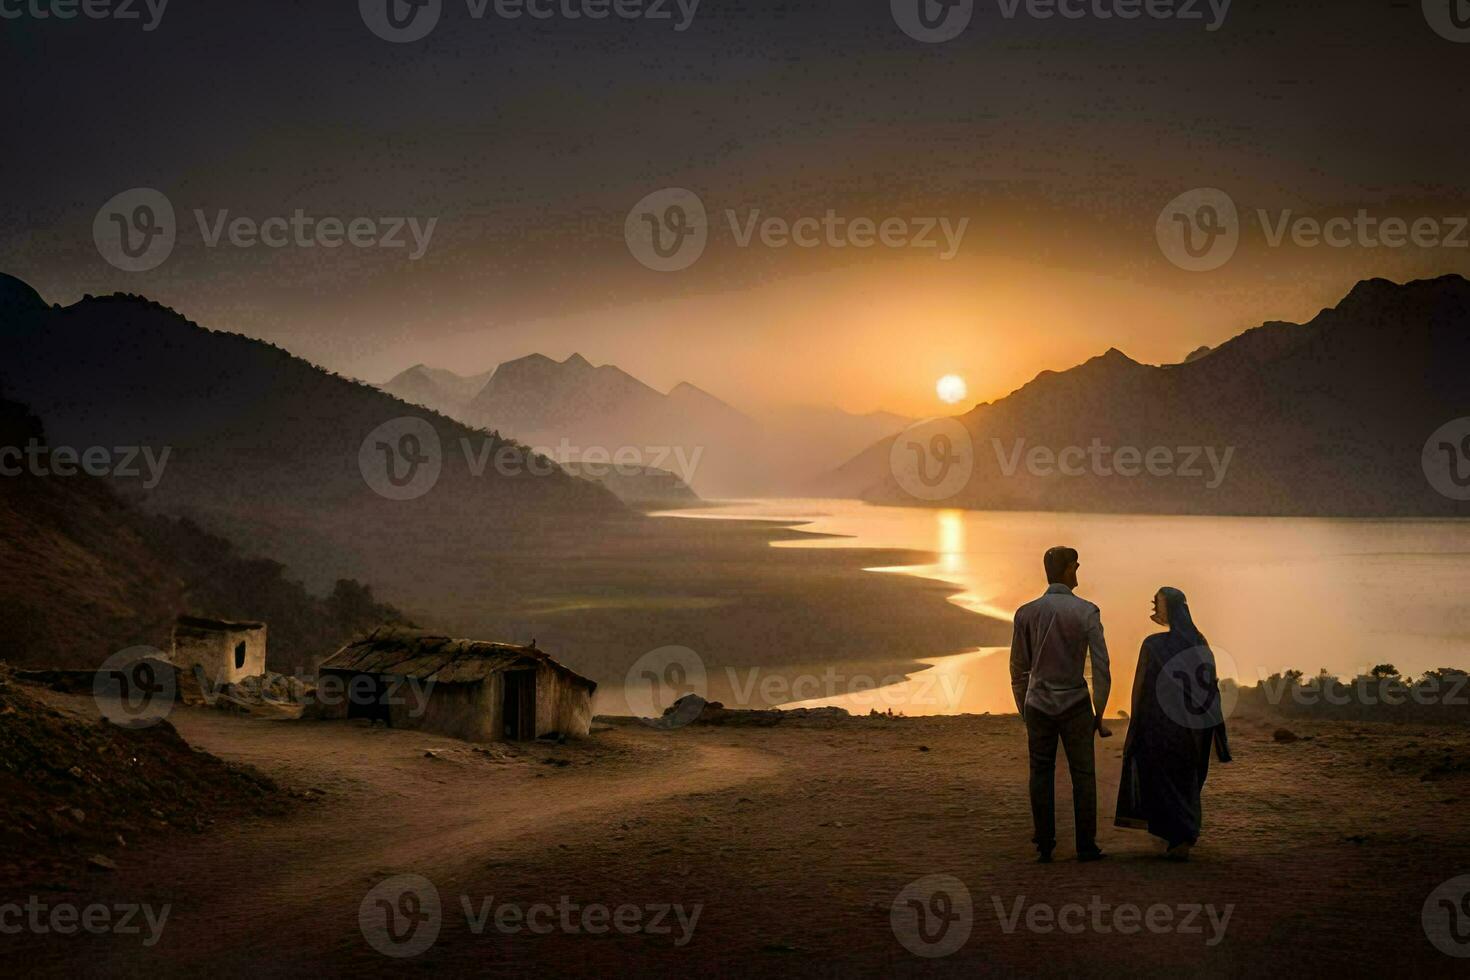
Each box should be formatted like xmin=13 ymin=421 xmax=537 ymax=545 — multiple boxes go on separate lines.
xmin=0 ymin=395 xmax=408 ymax=673
xmin=0 ymin=274 xmax=626 ymax=596
xmin=0 ymin=670 xmax=287 ymax=886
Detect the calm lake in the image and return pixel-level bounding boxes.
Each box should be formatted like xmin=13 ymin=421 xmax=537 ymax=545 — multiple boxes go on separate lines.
xmin=658 ymin=499 xmax=1470 ymax=716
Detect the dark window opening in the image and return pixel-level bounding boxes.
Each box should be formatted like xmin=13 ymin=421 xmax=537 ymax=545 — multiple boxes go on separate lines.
xmin=234 ymin=640 xmax=247 ymax=670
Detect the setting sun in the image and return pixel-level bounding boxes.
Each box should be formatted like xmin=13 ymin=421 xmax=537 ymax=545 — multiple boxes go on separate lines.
xmin=936 ymin=373 xmax=968 ymax=405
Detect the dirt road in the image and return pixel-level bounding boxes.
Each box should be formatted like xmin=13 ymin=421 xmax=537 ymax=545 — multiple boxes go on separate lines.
xmin=9 ymin=703 xmax=1470 ymax=977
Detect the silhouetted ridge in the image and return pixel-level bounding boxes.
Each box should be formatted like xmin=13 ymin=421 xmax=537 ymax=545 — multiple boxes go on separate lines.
xmin=0 ymin=278 xmax=627 ymax=601
xmin=822 ymin=275 xmax=1470 ymax=517
xmin=0 ymin=273 xmax=44 ymax=319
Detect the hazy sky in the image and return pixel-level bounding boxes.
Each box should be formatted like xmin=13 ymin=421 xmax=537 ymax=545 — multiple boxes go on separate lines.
xmin=3 ymin=1 xmax=1468 ymax=415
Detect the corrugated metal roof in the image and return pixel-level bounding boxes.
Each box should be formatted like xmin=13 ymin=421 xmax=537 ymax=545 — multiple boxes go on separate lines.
xmin=319 ymin=626 xmax=596 ymax=690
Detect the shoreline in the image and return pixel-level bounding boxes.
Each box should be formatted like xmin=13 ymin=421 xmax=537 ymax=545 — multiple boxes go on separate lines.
xmin=649 ymin=500 xmax=1024 ymax=716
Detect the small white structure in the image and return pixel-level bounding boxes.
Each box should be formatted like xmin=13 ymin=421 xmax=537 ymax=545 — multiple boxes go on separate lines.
xmin=171 ymin=615 xmax=267 ymax=686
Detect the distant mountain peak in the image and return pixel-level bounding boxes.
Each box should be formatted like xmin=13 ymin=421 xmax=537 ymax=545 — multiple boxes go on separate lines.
xmin=669 ymin=380 xmax=717 ymax=400
xmin=667 ymin=381 xmax=749 ymax=420
xmin=823 ymin=273 xmax=1468 ymax=517
xmin=563 ymin=352 xmax=592 ymax=369
xmin=1074 ymin=347 xmax=1143 ymax=375
xmin=380 ymin=362 xmax=496 ymax=415
xmin=1333 ymin=273 xmax=1470 ymax=320
xmin=1345 ymin=276 xmax=1398 ymax=294
xmin=0 ymin=273 xmax=45 ymax=319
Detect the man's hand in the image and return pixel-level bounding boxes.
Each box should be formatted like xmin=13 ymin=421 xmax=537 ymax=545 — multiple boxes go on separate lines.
xmin=1096 ymin=717 xmax=1113 ymax=738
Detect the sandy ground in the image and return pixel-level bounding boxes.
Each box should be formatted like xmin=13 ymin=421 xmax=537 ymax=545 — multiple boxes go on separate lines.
xmin=7 ymin=700 xmax=1470 ymax=978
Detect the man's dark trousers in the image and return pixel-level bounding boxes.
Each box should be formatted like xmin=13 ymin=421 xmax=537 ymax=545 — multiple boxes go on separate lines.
xmin=1024 ymin=699 xmax=1097 ymax=855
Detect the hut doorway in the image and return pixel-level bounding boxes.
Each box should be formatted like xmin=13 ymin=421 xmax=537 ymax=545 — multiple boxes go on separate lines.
xmin=346 ymin=673 xmax=392 ymax=727
xmin=234 ymin=641 xmax=247 ymax=670
xmin=502 ymin=670 xmax=536 ymax=740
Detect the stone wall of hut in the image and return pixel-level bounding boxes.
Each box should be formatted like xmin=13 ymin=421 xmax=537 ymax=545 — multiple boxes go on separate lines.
xmin=173 ymin=625 xmax=266 ymax=686
xmin=536 ymin=662 xmax=593 ymax=737
xmin=310 ymin=671 xmax=497 ymax=741
xmin=310 ymin=667 xmax=592 ymax=742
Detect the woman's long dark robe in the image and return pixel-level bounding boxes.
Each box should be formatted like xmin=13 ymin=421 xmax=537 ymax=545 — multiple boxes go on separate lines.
xmin=1115 ymin=631 xmax=1231 ymax=847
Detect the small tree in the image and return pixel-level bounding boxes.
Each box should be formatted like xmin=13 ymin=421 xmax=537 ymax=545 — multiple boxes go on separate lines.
xmin=1369 ymin=664 xmax=1399 ymax=680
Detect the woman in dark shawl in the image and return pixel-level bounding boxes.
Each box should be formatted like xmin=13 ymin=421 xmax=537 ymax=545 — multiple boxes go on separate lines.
xmin=1115 ymin=587 xmax=1231 ymax=860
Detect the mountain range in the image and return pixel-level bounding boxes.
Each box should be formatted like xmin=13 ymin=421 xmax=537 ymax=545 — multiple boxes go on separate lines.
xmin=0 ymin=274 xmax=628 ymax=612
xmin=381 ymin=353 xmax=912 ymax=497
xmin=378 ymin=364 xmax=494 ymax=419
xmin=820 ymin=275 xmax=1470 ymax=516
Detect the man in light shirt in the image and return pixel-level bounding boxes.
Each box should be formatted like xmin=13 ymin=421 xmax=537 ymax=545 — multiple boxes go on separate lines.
xmin=1010 ymin=546 xmax=1112 ymax=863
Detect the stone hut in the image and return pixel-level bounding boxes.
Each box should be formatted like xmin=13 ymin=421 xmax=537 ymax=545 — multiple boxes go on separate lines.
xmin=314 ymin=627 xmax=596 ymax=741
xmin=171 ymin=615 xmax=266 ymax=686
